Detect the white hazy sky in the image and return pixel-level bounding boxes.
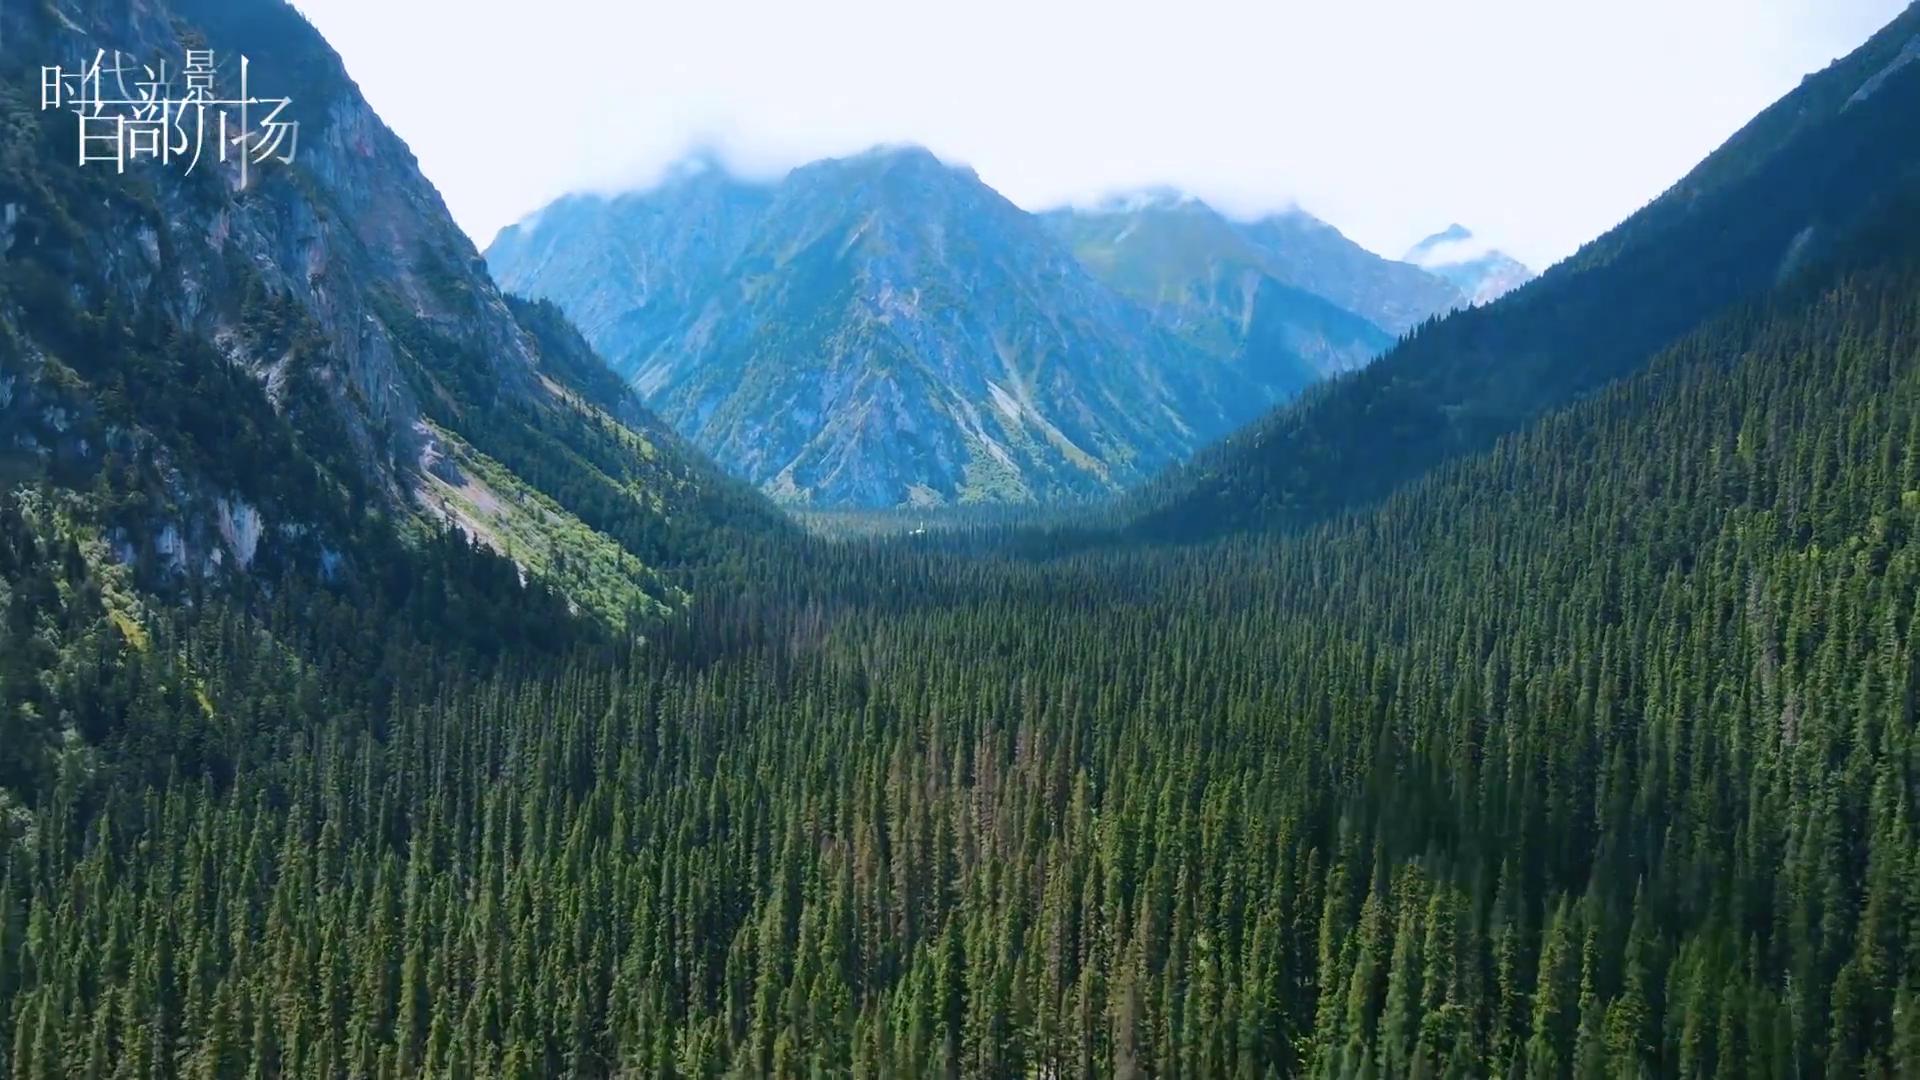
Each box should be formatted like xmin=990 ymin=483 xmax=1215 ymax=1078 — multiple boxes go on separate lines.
xmin=293 ymin=0 xmax=1905 ymax=270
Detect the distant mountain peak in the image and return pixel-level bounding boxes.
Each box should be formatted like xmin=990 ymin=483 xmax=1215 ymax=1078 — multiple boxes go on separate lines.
xmin=850 ymin=142 xmax=942 ymax=163
xmin=1404 ymin=223 xmax=1488 ymax=264
xmin=829 ymin=143 xmax=977 ymax=180
xmin=1403 ymin=225 xmax=1534 ymax=305
xmin=489 ymin=148 xmax=1238 ymax=507
xmin=1251 ymin=205 xmax=1335 ymax=230
xmin=658 ymin=145 xmax=737 ymax=185
xmin=1082 ymin=187 xmax=1206 ymax=215
xmin=1042 ymin=196 xmax=1460 ymax=336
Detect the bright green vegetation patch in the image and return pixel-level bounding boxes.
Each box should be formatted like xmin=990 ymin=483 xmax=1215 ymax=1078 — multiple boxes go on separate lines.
xmin=414 ymin=421 xmax=679 ymax=628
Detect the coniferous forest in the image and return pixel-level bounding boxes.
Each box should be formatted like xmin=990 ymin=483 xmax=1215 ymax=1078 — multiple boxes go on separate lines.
xmin=6 ymin=1 xmax=1920 ymax=1078
xmin=2 ymin=199 xmax=1919 ymax=1078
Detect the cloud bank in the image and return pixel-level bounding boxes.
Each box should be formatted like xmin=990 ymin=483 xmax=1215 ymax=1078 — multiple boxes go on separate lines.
xmin=296 ymin=0 xmax=1904 ymax=270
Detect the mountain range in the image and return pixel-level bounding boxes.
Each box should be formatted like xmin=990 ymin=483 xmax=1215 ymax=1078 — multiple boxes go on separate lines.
xmin=488 ymin=154 xmax=1527 ymax=507
xmin=495 ymin=149 xmax=1221 ymax=507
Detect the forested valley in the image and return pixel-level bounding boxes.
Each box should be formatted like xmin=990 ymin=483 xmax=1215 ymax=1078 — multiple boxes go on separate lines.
xmin=6 ymin=0 xmax=1920 ymax=1076
xmin=5 ymin=190 xmax=1920 ymax=1077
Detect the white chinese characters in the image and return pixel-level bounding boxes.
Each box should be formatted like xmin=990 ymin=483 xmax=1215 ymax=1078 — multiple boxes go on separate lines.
xmin=40 ymin=49 xmax=299 ymax=182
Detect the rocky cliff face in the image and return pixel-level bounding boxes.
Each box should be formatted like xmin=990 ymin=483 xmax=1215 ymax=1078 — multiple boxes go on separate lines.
xmin=0 ymin=0 xmax=761 ymax=621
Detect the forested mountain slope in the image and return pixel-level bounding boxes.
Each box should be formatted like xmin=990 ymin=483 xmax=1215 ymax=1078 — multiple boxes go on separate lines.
xmin=1133 ymin=3 xmax=1920 ymax=539
xmin=0 ymin=0 xmax=774 ymax=630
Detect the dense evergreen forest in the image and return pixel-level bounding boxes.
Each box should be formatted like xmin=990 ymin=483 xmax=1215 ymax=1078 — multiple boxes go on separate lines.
xmin=4 ymin=168 xmax=1920 ymax=1080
